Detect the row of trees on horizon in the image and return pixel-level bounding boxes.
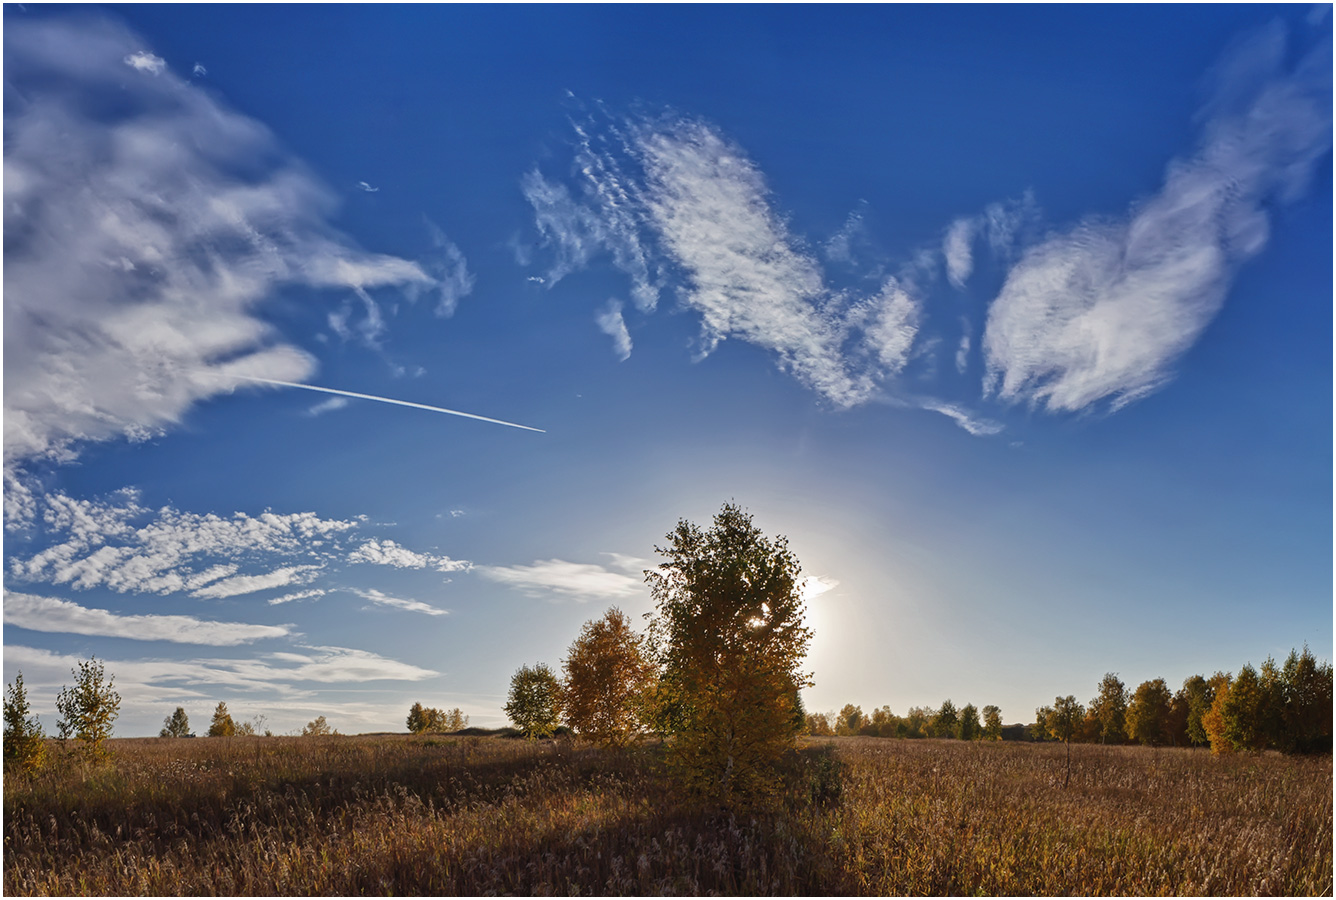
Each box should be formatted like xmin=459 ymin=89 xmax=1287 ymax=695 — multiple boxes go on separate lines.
xmin=807 ymin=647 xmax=1332 ymax=756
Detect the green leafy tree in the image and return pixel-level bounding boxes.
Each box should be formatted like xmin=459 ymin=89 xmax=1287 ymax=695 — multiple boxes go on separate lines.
xmin=1046 ymin=695 xmax=1084 ymax=788
xmin=836 ymin=703 xmax=866 ymax=736
xmin=302 ymin=715 xmax=333 ymax=736
xmin=1030 ymin=705 xmax=1054 ymax=742
xmin=1125 ymin=678 xmax=1172 ymax=746
xmin=1091 ymin=673 xmax=1128 ymax=744
xmin=1281 ymin=646 xmax=1334 ymax=754
xmin=645 ymin=502 xmax=813 ymax=805
xmin=958 ymin=703 xmax=982 ymax=741
xmin=505 ymin=663 xmax=563 ymax=739
xmin=159 ymin=707 xmax=193 ymax=738
xmin=55 ymin=657 xmax=120 ymax=760
xmin=207 ymin=701 xmax=236 ymax=737
xmin=4 ymin=672 xmax=46 ymax=773
xmin=982 ymin=704 xmax=1003 ymax=741
xmin=1180 ymin=674 xmax=1215 ymax=747
xmin=1221 ymin=664 xmax=1270 ymax=752
xmin=933 ymin=699 xmax=959 ymax=739
xmin=562 ymin=607 xmax=656 ymax=747
xmin=904 ymin=706 xmax=930 ymax=739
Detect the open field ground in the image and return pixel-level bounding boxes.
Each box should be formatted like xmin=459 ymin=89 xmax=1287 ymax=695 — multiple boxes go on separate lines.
xmin=3 ymin=734 xmax=1330 ymax=895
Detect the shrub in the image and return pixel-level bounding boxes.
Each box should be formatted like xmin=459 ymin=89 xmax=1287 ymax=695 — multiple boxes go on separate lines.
xmin=54 ymin=657 xmax=120 ymax=760
xmin=4 ymin=672 xmax=46 ymax=774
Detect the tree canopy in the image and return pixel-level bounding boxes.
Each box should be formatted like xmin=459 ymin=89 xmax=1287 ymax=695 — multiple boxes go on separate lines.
xmin=645 ymin=502 xmax=812 ymax=804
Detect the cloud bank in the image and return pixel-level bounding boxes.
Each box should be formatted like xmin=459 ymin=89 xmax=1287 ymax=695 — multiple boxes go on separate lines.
xmin=4 ymin=592 xmax=292 ymax=645
xmin=983 ymin=24 xmax=1331 ymax=413
xmin=3 ymin=17 xmax=443 ymax=469
xmin=477 ymin=558 xmax=644 ymax=601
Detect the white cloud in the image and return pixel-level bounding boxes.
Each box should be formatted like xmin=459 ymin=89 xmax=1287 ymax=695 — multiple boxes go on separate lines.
xmin=943 ymin=217 xmax=976 ymax=288
xmin=351 ymin=588 xmax=449 ymax=617
xmin=420 ymin=220 xmax=474 ymax=317
xmin=920 ymin=400 xmax=1004 ymax=437
xmin=9 ymin=488 xmax=358 ymax=596
xmin=190 ymin=565 xmax=323 ymax=599
xmin=526 ymin=113 xmax=929 ymax=411
xmin=955 ymin=330 xmax=971 ymax=375
xmin=357 ymin=181 xmax=379 ymax=192
xmin=305 ymin=396 xmax=349 ymax=417
xmin=823 ymin=208 xmax=867 ymax=265
xmin=191 ymin=62 xmax=206 ymax=77
xmin=983 ymin=24 xmax=1330 ymax=414
xmin=799 ymin=575 xmax=838 ymax=602
xmin=601 ymin=552 xmax=650 ymax=574
xmin=347 ymin=539 xmax=470 ymax=573
xmin=477 ymin=558 xmax=644 ymax=601
xmin=633 ymin=119 xmax=882 ymax=407
xmin=4 ymin=17 xmax=438 ymax=467
xmin=596 ymin=299 xmax=633 ymax=361
xmin=4 ymin=591 xmax=291 ymax=645
xmin=267 ymin=588 xmax=326 ymax=606
xmin=5 ymin=643 xmax=437 ymax=707
xmin=855 ymin=278 xmax=920 ymax=378
xmin=123 ymin=50 xmax=165 ymax=75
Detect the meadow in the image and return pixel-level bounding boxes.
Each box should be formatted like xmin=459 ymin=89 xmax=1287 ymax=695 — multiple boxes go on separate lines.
xmin=3 ymin=733 xmax=1330 ymax=896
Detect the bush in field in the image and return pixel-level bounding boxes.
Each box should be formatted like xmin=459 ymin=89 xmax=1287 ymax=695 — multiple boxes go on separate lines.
xmin=505 ymin=663 xmax=563 ymax=739
xmin=159 ymin=707 xmax=193 ymax=738
xmin=4 ymin=672 xmax=46 ymax=773
xmin=302 ymin=716 xmax=334 ymax=736
xmin=645 ymin=502 xmax=812 ymax=805
xmin=54 ymin=657 xmax=119 ymax=760
xmin=562 ymin=607 xmax=655 ymax=747
xmin=207 ymin=702 xmax=236 ymax=737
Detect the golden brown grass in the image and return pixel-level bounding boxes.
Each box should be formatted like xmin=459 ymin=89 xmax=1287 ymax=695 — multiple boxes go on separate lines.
xmin=3 ymin=734 xmax=1330 ymax=895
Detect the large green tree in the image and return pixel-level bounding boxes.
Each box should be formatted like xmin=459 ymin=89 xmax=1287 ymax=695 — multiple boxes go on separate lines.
xmin=505 ymin=663 xmax=563 ymax=739
xmin=1090 ymin=673 xmax=1128 ymax=744
xmin=1125 ymin=678 xmax=1172 ymax=746
xmin=1180 ymin=674 xmax=1215 ymax=747
xmin=981 ymin=705 xmax=1003 ymax=741
xmin=159 ymin=707 xmax=193 ymax=738
xmin=645 ymin=502 xmax=813 ymax=805
xmin=1281 ymin=646 xmax=1334 ymax=754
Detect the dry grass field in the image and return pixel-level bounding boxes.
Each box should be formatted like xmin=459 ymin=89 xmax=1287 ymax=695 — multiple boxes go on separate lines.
xmin=3 ymin=733 xmax=1330 ymax=895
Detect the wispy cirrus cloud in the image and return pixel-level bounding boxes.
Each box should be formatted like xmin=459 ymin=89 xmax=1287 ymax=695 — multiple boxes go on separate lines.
xmin=524 ymin=111 xmax=936 ymax=413
xmin=351 ymin=588 xmax=449 ymax=617
xmin=477 ymin=558 xmax=644 ymax=601
xmin=3 ymin=16 xmax=443 ymax=472
xmin=983 ymin=23 xmax=1331 ymax=414
xmin=4 ymin=591 xmax=291 ymax=645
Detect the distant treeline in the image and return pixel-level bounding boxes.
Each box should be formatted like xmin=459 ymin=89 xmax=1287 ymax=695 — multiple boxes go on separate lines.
xmin=812 ymin=646 xmax=1332 ymax=755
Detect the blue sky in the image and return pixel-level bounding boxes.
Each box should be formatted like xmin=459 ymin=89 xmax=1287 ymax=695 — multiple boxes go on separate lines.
xmin=4 ymin=4 xmax=1331 ymax=736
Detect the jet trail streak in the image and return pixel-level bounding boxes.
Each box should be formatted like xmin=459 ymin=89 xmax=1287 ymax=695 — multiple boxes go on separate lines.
xmin=228 ymin=375 xmax=546 ymax=433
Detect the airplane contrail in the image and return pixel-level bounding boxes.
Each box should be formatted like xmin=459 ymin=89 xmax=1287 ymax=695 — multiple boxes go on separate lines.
xmin=225 ymin=375 xmax=546 ymax=433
